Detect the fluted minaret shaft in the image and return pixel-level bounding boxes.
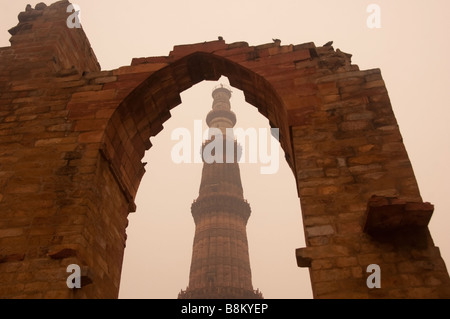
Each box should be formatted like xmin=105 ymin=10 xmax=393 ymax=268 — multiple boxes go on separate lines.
xmin=179 ymin=86 xmax=262 ymax=299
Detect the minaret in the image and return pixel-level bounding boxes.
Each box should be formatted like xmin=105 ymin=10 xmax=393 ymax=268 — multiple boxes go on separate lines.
xmin=178 ymin=85 xmax=262 ymax=299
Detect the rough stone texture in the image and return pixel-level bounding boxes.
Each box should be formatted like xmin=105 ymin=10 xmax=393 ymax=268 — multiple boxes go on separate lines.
xmin=0 ymin=1 xmax=449 ymax=299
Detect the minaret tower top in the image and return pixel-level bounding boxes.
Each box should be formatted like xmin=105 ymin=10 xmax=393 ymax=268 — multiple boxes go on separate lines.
xmin=206 ymin=85 xmax=237 ymax=135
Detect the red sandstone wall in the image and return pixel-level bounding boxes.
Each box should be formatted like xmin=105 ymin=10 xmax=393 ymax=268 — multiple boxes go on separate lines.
xmin=0 ymin=1 xmax=449 ymax=298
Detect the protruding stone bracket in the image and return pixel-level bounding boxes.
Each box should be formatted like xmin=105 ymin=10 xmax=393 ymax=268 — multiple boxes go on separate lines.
xmin=363 ymin=195 xmax=434 ymax=237
xmin=48 ymin=247 xmax=94 ymax=287
xmin=48 ymin=248 xmax=78 ymax=260
xmin=0 ymin=254 xmax=25 ymax=264
xmin=296 ymin=248 xmax=312 ymax=268
xmin=80 ymin=266 xmax=94 ymax=287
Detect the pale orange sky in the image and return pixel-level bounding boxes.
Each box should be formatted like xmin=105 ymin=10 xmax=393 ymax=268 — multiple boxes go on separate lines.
xmin=1 ymin=0 xmax=449 ymax=299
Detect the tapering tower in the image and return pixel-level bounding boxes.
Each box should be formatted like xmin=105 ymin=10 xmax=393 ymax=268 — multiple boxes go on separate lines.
xmin=178 ymin=85 xmax=262 ymax=299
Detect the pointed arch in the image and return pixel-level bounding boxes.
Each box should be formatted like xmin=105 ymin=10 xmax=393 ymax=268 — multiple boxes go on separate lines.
xmin=102 ymin=51 xmax=293 ymax=210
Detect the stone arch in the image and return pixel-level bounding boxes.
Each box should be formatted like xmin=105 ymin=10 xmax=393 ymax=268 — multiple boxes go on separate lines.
xmin=101 ymin=50 xmax=293 ymax=212
xmin=66 ymin=38 xmax=450 ymax=298
xmin=1 ymin=1 xmax=449 ymax=299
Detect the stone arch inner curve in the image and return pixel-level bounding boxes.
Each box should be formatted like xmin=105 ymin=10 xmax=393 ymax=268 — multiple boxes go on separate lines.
xmin=102 ymin=50 xmax=294 ymax=211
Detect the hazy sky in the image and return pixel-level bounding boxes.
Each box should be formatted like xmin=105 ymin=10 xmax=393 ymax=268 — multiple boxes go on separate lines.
xmin=1 ymin=0 xmax=449 ymax=299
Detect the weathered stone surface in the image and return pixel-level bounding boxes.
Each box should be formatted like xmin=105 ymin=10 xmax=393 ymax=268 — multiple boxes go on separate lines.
xmin=0 ymin=1 xmax=448 ymax=300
